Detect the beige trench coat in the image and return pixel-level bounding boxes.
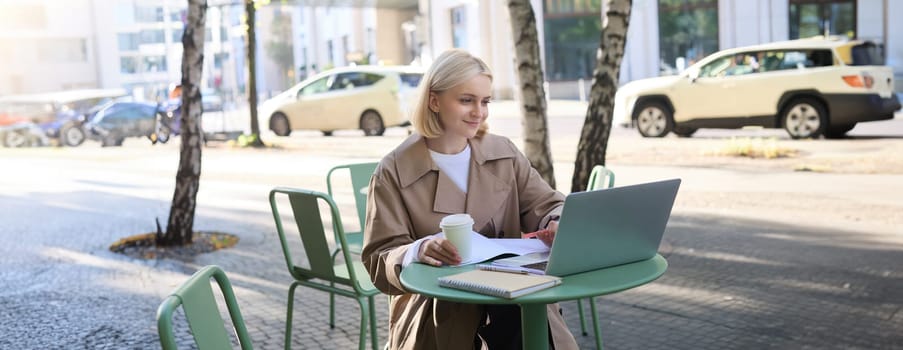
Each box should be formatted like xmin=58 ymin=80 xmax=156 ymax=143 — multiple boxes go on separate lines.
xmin=362 ymin=133 xmax=579 ymax=350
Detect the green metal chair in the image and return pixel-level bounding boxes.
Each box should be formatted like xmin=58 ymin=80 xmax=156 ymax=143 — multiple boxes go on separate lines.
xmin=326 ymin=162 xmax=378 ymax=255
xmin=579 ymin=164 xmax=616 ymax=349
xmin=326 ymin=162 xmax=378 ymax=330
xmin=269 ymin=187 xmax=381 ymax=350
xmin=156 ymin=265 xmax=253 ymax=350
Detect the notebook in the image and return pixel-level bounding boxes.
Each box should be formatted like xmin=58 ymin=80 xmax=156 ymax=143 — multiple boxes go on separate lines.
xmin=437 ymin=269 xmax=562 ymax=299
xmin=488 ymin=178 xmax=681 ymax=276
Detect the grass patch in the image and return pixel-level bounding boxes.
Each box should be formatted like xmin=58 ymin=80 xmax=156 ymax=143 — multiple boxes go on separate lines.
xmin=711 ymin=137 xmax=798 ymax=159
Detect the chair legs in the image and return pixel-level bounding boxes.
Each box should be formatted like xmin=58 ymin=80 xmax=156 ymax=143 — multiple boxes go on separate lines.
xmin=355 ymin=296 xmax=379 ymax=350
xmin=286 ymin=283 xmax=379 ymax=350
xmin=369 ymin=296 xmax=378 ymax=350
xmin=577 ymin=299 xmax=589 ymax=336
xmin=589 ymin=298 xmax=602 ymax=350
xmin=577 ymin=297 xmax=604 ymax=349
xmin=285 ymin=282 xmax=300 ymax=350
xmin=329 ymin=282 xmax=336 ymax=329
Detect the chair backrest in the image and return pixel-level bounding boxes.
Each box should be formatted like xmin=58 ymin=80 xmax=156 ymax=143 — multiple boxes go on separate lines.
xmin=326 ymin=162 xmax=378 ymax=232
xmin=269 ymin=187 xmax=370 ymax=293
xmin=586 ymin=165 xmax=616 ymax=190
xmin=156 ymin=265 xmax=252 ymax=350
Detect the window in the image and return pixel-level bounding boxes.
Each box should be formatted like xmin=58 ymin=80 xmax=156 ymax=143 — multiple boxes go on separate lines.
xmin=171 ymin=28 xmax=184 ymax=43
xmin=134 ymin=5 xmax=164 ymax=23
xmin=329 ymin=72 xmax=384 ymax=91
xmin=143 ymin=56 xmax=167 ymax=72
xmin=120 ymin=57 xmax=138 ymax=74
xmin=451 ymin=6 xmax=467 ymax=48
xmin=299 ymin=76 xmax=330 ymax=96
xmin=658 ymin=0 xmax=719 ymax=76
xmin=789 ymin=0 xmax=855 ymax=39
xmin=118 ymin=33 xmax=139 ymax=51
xmin=542 ymin=0 xmax=601 ymax=81
xmin=140 ymin=29 xmax=165 ymax=45
xmin=169 ymin=8 xmax=185 ymax=22
xmin=849 ymin=43 xmax=883 ymax=66
xmin=399 ymin=73 xmax=423 ymax=88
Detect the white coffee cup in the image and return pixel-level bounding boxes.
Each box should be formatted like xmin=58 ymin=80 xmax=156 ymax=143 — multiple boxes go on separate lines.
xmin=439 ymin=213 xmax=474 ymax=260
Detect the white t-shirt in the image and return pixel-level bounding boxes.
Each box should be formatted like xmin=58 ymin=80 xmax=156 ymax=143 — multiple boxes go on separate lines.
xmin=402 ymin=144 xmax=472 ymax=267
xmin=428 ymin=145 xmax=471 ymax=193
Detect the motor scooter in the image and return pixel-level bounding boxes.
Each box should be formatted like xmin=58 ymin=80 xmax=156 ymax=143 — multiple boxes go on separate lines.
xmin=0 ymin=113 xmax=49 ymax=147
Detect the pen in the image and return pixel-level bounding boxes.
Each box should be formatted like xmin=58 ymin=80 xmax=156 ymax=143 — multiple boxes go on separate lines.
xmin=476 ymin=264 xmax=529 ymax=274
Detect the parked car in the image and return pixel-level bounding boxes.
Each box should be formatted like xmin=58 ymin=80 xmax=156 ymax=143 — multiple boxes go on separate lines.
xmin=259 ymin=65 xmax=424 ymax=136
xmin=0 ymin=113 xmax=48 ymax=147
xmin=84 ymin=101 xmax=170 ymax=146
xmin=614 ymin=36 xmax=902 ymax=139
xmin=0 ymin=89 xmax=128 ymax=146
xmin=202 ymin=89 xmax=224 ymax=112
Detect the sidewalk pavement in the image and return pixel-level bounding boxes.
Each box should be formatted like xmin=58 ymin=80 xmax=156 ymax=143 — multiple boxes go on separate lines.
xmin=2 ymin=105 xmax=902 ymax=349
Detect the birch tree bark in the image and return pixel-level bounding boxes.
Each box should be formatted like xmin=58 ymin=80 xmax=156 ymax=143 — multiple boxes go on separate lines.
xmin=507 ymin=0 xmax=556 ymax=188
xmin=245 ymin=0 xmax=264 ymax=146
xmin=158 ymin=0 xmax=207 ymax=246
xmin=571 ymin=0 xmax=631 ymax=193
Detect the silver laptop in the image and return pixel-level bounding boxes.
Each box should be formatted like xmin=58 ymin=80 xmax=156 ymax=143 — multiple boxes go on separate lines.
xmin=490 ymin=178 xmax=681 ymax=276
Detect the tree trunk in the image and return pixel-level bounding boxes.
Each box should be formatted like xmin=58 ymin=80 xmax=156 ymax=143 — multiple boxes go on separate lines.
xmin=507 ymin=0 xmax=556 ymax=188
xmin=158 ymin=0 xmax=207 ymax=246
xmin=571 ymin=0 xmax=631 ymax=193
xmin=245 ymin=0 xmax=265 ymax=147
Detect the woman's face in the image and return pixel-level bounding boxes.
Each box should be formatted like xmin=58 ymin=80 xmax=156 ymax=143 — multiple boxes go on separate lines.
xmin=429 ymin=74 xmax=492 ymax=140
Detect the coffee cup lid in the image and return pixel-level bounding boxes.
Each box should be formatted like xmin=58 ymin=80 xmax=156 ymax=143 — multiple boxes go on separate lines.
xmin=440 ymin=213 xmax=473 ymax=227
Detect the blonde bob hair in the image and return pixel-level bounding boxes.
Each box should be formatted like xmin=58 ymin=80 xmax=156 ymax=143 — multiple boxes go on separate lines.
xmin=411 ymin=49 xmax=493 ymax=138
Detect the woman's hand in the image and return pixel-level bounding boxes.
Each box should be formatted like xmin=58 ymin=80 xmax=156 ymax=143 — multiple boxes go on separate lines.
xmin=537 ymin=220 xmax=558 ymax=247
xmin=418 ymin=237 xmax=461 ymax=266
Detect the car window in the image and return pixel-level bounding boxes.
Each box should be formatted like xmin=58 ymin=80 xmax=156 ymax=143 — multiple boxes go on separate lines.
xmin=399 ymin=73 xmax=423 ymax=88
xmin=777 ymin=50 xmax=833 ymax=70
xmin=698 ymin=56 xmax=732 ymax=78
xmin=299 ymin=76 xmax=330 ymax=97
xmin=329 ymin=72 xmax=385 ymax=91
xmin=850 ymin=43 xmax=884 ymax=66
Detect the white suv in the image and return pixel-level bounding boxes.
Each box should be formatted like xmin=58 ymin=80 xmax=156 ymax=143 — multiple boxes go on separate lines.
xmin=614 ymin=37 xmax=901 ymax=139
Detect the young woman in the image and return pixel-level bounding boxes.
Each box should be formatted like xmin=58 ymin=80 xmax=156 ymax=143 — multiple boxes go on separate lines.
xmin=362 ymin=49 xmax=577 ymax=350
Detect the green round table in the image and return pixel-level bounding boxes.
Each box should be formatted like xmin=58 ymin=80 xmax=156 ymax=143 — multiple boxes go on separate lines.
xmin=399 ymin=254 xmax=668 ymax=350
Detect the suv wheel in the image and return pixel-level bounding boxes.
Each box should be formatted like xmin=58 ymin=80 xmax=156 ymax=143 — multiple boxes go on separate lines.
xmin=270 ymin=113 xmax=291 ymax=136
xmin=360 ymin=110 xmax=385 ymax=136
xmin=634 ymin=101 xmax=673 ymax=137
xmin=59 ymin=123 xmax=86 ymax=147
xmin=782 ymin=98 xmax=826 ymax=139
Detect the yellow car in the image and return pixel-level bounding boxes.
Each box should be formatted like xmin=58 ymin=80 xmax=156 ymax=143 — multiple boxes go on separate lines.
xmin=260 ymin=65 xmax=423 ymax=136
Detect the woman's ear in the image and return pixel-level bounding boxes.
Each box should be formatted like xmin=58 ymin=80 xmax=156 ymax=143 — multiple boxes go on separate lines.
xmin=428 ymin=92 xmax=439 ymax=113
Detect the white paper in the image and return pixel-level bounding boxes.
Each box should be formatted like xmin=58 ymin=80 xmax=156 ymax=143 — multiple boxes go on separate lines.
xmin=435 ymin=230 xmax=550 ymax=265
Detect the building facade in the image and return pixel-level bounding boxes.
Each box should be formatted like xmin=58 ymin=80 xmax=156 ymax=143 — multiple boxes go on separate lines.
xmin=0 ymin=0 xmax=100 ymax=95
xmin=2 ymin=0 xmax=899 ymax=102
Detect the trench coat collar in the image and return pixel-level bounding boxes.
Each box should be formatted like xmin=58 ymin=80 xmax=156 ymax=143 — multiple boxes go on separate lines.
xmin=396 ymin=134 xmax=517 ymax=229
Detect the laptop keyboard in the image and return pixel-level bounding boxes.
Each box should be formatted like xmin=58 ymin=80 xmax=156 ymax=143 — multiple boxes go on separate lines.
xmin=522 ymin=261 xmax=548 ymax=271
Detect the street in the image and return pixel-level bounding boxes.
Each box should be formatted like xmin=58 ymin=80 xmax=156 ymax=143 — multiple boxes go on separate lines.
xmin=0 ymin=100 xmax=902 ymax=349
